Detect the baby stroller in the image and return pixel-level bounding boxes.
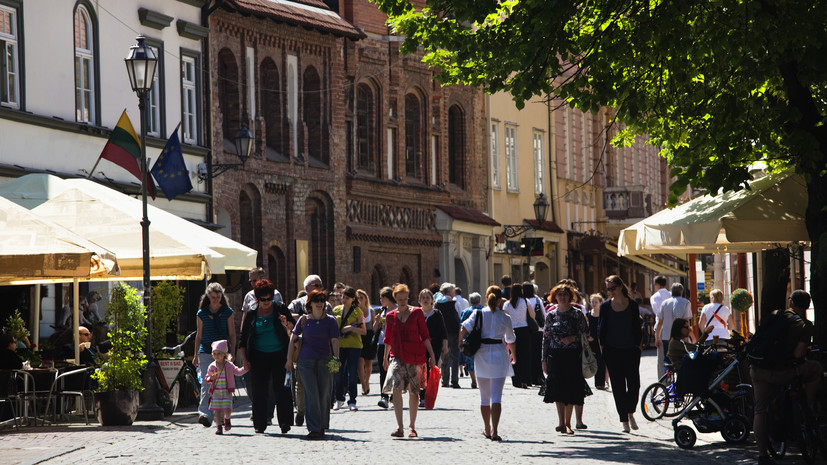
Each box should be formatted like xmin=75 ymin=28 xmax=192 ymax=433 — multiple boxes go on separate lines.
xmin=671 ymin=343 xmax=753 ymax=449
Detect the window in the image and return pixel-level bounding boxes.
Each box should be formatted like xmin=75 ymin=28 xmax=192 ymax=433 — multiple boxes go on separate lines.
xmin=448 ymin=104 xmax=465 ymax=188
xmin=303 ymin=66 xmax=325 ymax=164
xmin=533 ymin=132 xmax=545 ymax=194
xmin=146 ymin=42 xmax=164 ymax=138
xmin=0 ymin=4 xmax=19 ymax=108
xmin=505 ymin=125 xmax=518 ymax=191
xmin=356 ymin=83 xmax=377 ymax=172
xmin=217 ymin=48 xmax=239 ymax=141
xmin=404 ymin=93 xmax=423 ymax=180
xmin=181 ymin=53 xmax=200 ymax=145
xmin=74 ymin=4 xmax=96 ymax=123
xmin=260 ymin=57 xmax=283 ymax=156
xmin=490 ymin=123 xmax=501 ymax=189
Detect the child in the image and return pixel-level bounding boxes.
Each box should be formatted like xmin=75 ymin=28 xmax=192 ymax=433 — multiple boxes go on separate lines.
xmin=206 ymin=339 xmax=247 ymax=435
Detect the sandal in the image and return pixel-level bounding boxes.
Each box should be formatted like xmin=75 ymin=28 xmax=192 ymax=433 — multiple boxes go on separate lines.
xmin=391 ymin=428 xmax=404 ymax=437
xmin=576 ymin=423 xmax=588 ymax=430
xmin=555 ymin=426 xmax=564 ymax=433
xmin=491 ymin=434 xmax=502 ymax=442
xmin=563 ymin=426 xmax=574 ymax=434
xmin=483 ymin=431 xmax=492 ymax=439
xmin=408 ymin=428 xmax=418 ymax=438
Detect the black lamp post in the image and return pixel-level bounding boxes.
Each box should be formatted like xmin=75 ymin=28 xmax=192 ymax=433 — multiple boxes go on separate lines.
xmin=125 ymin=35 xmax=164 ymax=420
xmin=503 ymin=193 xmax=550 ymax=237
xmin=197 ymin=122 xmax=253 ymax=182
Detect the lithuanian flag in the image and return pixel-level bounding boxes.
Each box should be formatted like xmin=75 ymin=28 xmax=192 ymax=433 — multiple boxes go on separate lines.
xmin=98 ymin=110 xmax=155 ymax=198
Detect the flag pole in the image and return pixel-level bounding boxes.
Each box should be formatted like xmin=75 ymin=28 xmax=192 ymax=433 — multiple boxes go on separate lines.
xmin=86 ymin=157 xmax=103 ymax=179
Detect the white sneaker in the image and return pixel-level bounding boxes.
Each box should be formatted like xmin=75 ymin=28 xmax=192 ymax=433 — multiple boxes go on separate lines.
xmin=349 ymin=404 xmax=358 ymax=411
xmin=334 ymin=400 xmax=344 ymax=411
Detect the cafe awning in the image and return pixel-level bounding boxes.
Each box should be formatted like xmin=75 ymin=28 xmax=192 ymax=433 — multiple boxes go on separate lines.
xmin=605 ymin=242 xmax=686 ymax=277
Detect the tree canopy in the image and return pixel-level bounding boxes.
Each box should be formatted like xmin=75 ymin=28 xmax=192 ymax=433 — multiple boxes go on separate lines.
xmin=373 ymin=0 xmax=827 ymax=341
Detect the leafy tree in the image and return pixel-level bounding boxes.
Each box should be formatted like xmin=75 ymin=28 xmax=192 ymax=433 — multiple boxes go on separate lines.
xmin=373 ymin=0 xmax=827 ymax=343
xmin=93 ymin=283 xmax=147 ymax=392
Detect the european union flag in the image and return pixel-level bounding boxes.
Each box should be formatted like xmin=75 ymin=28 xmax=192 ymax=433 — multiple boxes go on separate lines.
xmin=151 ymin=129 xmax=193 ymax=201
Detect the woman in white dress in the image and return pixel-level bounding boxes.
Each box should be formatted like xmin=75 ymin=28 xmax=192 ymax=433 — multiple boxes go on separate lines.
xmin=459 ymin=285 xmax=516 ymax=441
xmin=699 ymin=289 xmax=735 ymax=341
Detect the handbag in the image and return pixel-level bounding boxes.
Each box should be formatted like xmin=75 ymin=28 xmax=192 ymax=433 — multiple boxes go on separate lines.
xmin=581 ymin=332 xmax=598 ymax=378
xmin=462 ymin=310 xmax=483 ymax=357
xmin=525 ymin=298 xmax=540 ymax=332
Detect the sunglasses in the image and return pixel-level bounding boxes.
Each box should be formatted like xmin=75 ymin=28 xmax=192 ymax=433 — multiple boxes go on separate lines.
xmin=606 ymin=286 xmax=617 ymax=292
xmin=310 ymin=297 xmax=327 ymax=303
xmin=256 ymin=296 xmax=273 ymax=302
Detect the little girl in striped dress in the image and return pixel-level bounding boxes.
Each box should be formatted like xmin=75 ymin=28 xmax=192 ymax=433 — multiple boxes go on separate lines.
xmin=206 ymin=339 xmax=247 ymax=435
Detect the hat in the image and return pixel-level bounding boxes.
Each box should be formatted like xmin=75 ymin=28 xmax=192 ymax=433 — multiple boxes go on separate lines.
xmin=211 ymin=339 xmax=228 ymax=354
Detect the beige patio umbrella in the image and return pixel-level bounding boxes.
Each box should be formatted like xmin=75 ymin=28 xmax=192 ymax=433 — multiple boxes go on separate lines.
xmin=618 ymin=170 xmax=809 ymax=256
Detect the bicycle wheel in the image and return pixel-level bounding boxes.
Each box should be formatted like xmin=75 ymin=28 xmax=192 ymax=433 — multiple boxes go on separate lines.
xmin=663 ymin=393 xmax=694 ymax=417
xmin=641 ymin=383 xmax=669 ymax=421
xmin=179 ymin=369 xmax=200 ymax=407
xmin=793 ymin=400 xmax=818 ymax=464
xmin=721 ymin=414 xmax=750 ymax=444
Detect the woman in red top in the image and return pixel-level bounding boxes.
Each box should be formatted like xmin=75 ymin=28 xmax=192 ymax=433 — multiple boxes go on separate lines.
xmin=382 ymin=284 xmax=436 ymax=438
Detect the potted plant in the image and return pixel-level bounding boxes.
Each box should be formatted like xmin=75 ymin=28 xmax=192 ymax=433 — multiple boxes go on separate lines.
xmin=92 ymin=283 xmax=147 ymax=426
xmin=150 ymin=281 xmax=185 ymax=416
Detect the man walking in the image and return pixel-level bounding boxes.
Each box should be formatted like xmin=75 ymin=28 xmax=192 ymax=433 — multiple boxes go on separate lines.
xmin=655 ymin=283 xmax=693 ymax=374
xmin=436 ymin=282 xmax=462 ymax=388
xmin=649 ymin=275 xmax=671 ymax=373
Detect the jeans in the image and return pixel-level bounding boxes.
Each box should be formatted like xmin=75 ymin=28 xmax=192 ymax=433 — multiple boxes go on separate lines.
xmin=297 ymin=358 xmax=333 ymax=433
xmin=249 ymin=349 xmax=293 ymax=432
xmin=377 ymin=344 xmax=388 ymax=400
xmin=336 ymin=347 xmax=361 ymax=405
xmin=441 ymin=335 xmax=460 ymax=386
xmin=197 ymin=352 xmax=214 ymax=420
xmin=603 ymin=347 xmax=641 ymax=423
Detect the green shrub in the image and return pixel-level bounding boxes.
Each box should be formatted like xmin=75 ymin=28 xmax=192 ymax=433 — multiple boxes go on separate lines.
xmin=150 ymin=281 xmax=185 ymax=357
xmin=92 ymin=283 xmax=147 ymax=392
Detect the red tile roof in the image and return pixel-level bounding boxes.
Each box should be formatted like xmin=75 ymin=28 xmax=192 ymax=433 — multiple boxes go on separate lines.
xmin=225 ymin=0 xmax=365 ymax=40
xmin=437 ymin=205 xmax=501 ymax=227
xmin=525 ymin=219 xmax=565 ymax=234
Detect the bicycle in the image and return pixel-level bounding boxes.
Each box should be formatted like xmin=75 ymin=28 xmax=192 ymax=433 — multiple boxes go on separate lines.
xmin=641 ymin=360 xmax=694 ymax=421
xmin=155 ymin=331 xmax=200 ymax=416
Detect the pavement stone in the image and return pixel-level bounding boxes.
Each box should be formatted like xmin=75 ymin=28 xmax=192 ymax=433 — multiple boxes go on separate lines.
xmin=1 ymin=351 xmax=817 ymax=464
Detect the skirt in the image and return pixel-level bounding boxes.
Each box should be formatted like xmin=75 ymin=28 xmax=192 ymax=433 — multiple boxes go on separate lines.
xmin=543 ymin=348 xmax=586 ymax=405
xmin=361 ymin=330 xmax=377 ymax=360
xmin=382 ymin=358 xmax=427 ymax=394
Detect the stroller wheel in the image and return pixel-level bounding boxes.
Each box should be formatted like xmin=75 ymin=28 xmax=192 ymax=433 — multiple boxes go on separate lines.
xmin=675 ymin=425 xmax=697 ymax=449
xmin=721 ymin=415 xmax=750 ymax=443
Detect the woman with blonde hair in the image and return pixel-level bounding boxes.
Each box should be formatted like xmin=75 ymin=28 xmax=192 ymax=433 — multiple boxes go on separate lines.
xmin=700 ymin=289 xmax=735 ymax=341
xmin=356 ymin=289 xmax=376 ymax=396
xmin=588 ymin=293 xmax=608 ymax=390
xmin=382 ymin=284 xmax=436 ymax=438
xmin=460 ymin=286 xmax=516 ymax=441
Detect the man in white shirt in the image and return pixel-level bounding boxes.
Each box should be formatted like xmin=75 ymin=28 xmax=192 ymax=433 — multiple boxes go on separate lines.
xmin=454 ymin=287 xmax=470 ymax=313
xmin=655 ymin=283 xmax=694 ymax=374
xmin=650 ymin=275 xmax=672 ymax=373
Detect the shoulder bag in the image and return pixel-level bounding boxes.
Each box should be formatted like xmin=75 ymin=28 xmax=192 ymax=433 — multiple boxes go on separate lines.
xmin=581 ymin=332 xmax=598 ymax=378
xmin=462 ymin=310 xmax=483 ymax=357
xmin=525 ymin=298 xmax=540 ymax=332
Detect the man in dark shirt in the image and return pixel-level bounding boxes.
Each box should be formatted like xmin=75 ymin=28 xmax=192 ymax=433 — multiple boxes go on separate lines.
xmin=436 ymin=283 xmax=462 ymax=388
xmin=751 ymin=290 xmax=822 ymax=465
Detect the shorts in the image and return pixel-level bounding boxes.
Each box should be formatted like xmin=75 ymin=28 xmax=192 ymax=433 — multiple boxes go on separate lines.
xmin=382 ymin=358 xmax=427 ymax=394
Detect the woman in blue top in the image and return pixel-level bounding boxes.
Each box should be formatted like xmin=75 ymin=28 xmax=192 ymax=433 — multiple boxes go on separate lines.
xmin=193 ymin=282 xmax=236 ymax=427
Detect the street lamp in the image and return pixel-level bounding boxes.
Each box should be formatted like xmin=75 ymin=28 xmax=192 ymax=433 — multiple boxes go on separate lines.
xmin=502 ymin=193 xmax=550 ymax=237
xmin=197 ymin=122 xmax=253 ymax=182
xmin=125 ymin=35 xmax=164 ymax=420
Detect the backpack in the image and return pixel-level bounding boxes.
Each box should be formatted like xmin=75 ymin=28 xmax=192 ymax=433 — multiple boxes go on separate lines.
xmin=746 ymin=310 xmax=799 ymax=369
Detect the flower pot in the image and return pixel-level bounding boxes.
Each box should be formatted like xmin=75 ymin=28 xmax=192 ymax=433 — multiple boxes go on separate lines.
xmin=95 ymin=390 xmax=139 ymax=426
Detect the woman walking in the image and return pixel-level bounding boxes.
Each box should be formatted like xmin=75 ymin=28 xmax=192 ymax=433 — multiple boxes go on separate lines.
xmin=333 ymin=287 xmax=366 ymax=411
xmin=238 ymin=280 xmax=296 ymax=434
xmin=420 ymin=288 xmax=448 ymax=405
xmin=375 ymin=287 xmax=396 ymax=409
xmin=459 ymin=286 xmax=516 ymax=441
xmin=598 ymin=275 xmax=643 ymax=433
xmin=460 ymin=292 xmax=485 ymax=389
xmin=542 ymin=283 xmax=588 ymax=434
xmin=504 ymin=284 xmax=534 ymax=388
xmin=588 ymin=293 xmax=609 ymax=390
xmin=357 ymin=289 xmax=376 ymax=396
xmin=286 ymin=289 xmax=340 ymax=439
xmin=193 ymin=282 xmax=236 ymax=427
xmin=382 ymin=284 xmax=436 ymax=438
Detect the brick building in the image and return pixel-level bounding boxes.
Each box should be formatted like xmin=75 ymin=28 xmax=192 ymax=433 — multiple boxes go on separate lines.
xmin=206 ymin=0 xmax=364 ymax=300
xmin=337 ymin=0 xmax=491 ymax=297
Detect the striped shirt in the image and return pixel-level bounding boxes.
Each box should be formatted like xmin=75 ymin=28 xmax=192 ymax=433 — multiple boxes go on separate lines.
xmin=197 ymin=305 xmax=234 ymax=353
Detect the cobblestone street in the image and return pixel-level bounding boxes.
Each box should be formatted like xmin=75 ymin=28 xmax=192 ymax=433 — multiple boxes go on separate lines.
xmin=0 ymin=352 xmax=792 ymax=464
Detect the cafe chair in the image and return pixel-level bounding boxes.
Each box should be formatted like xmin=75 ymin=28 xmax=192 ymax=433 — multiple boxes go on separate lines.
xmin=0 ymin=370 xmax=22 ymax=429
xmin=44 ymin=367 xmax=96 ymax=425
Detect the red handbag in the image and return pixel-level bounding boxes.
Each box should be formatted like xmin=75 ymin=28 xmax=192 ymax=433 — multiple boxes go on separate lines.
xmin=424 ymin=365 xmax=440 ymax=409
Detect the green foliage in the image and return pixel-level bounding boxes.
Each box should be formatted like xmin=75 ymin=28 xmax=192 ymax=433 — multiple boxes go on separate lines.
xmin=150 ymin=281 xmax=185 ymax=357
xmin=2 ymin=310 xmax=30 ymax=341
xmin=92 ymin=283 xmax=147 ymax=392
xmin=730 ymin=288 xmax=754 ymax=313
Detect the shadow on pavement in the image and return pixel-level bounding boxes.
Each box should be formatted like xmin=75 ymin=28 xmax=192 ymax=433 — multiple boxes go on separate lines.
xmin=521 ymin=438 xmax=755 ymax=464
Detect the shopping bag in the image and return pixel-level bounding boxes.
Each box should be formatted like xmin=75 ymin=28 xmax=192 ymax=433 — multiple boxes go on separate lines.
xmin=424 ymin=365 xmax=441 ymax=409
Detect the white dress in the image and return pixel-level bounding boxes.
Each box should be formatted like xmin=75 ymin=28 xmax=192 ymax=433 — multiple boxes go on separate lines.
xmin=462 ymin=308 xmax=516 ymax=379
xmin=701 ymin=303 xmax=732 ymax=339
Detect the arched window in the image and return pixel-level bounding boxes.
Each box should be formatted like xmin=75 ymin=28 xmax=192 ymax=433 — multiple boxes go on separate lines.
xmin=448 ymin=104 xmax=465 ymax=188
xmin=303 ymin=66 xmax=326 ymax=164
xmin=399 ymin=266 xmax=414 ymax=291
xmin=404 ymin=93 xmax=423 ymax=180
xmin=74 ymin=3 xmax=97 ymax=123
xmin=239 ymin=187 xmax=262 ymax=265
xmin=217 ymin=48 xmax=240 ymax=142
xmin=307 ymin=195 xmax=334 ymax=284
xmin=267 ymin=246 xmax=287 ymax=297
xmin=356 ymin=83 xmax=378 ymax=173
xmin=260 ymin=58 xmax=284 ymax=157
xmin=370 ymin=265 xmax=385 ymax=304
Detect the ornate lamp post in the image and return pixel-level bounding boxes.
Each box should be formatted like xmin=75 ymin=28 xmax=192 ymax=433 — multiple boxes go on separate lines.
xmin=124 ymin=35 xmax=164 ymax=420
xmin=197 ymin=122 xmax=253 ymax=182
xmin=502 ymin=193 xmax=550 ymax=237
